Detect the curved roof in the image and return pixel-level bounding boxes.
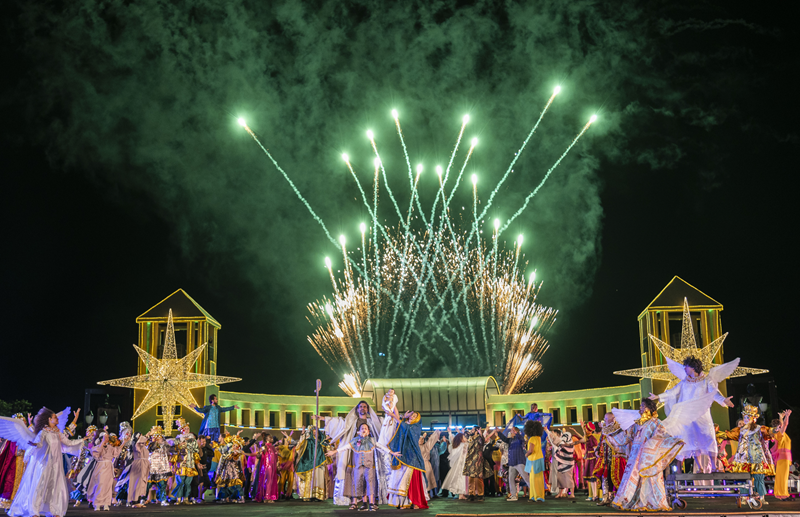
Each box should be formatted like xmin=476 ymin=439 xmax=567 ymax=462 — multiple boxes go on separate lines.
xmin=361 ymin=377 xmax=499 ymax=413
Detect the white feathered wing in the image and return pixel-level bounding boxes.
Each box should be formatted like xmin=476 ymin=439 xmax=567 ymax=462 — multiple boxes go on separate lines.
xmin=0 ymin=416 xmax=36 ymax=451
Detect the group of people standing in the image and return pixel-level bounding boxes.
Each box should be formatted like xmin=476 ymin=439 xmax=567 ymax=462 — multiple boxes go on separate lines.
xmin=0 ymin=358 xmax=795 ymax=515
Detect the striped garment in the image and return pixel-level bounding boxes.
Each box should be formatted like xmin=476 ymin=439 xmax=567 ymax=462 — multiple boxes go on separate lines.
xmin=555 ymin=442 xmax=574 ymax=473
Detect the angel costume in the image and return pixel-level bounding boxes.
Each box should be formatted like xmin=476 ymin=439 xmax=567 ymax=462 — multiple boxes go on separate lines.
xmin=87 ymin=436 xmax=122 ymax=508
xmin=0 ymin=409 xmax=84 ymax=517
xmin=323 ymin=403 xmax=386 ymax=504
xmin=607 ymin=393 xmax=713 ymax=511
xmin=656 ymin=357 xmax=739 ymax=473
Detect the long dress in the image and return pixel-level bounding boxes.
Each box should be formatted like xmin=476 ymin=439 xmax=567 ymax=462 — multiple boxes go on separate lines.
xmin=254 ymin=442 xmax=279 ymax=502
xmin=387 ymin=419 xmax=428 ymax=509
xmin=583 ymin=432 xmax=601 ymax=483
xmin=526 ymin=436 xmax=545 ymax=501
xmin=441 ymin=441 xmax=467 ymax=495
xmin=325 ymin=406 xmax=384 ymax=504
xmin=87 ymin=442 xmax=121 ymax=507
xmin=773 ymin=431 xmax=792 ymax=499
xmin=9 ymin=427 xmax=84 ymax=517
xmin=276 ymin=444 xmax=294 ymax=498
xmin=420 ymin=432 xmax=440 ymax=491
xmin=0 ymin=439 xmax=19 ymax=509
xmin=294 ymin=431 xmax=329 ymax=500
xmin=605 ymin=415 xmax=684 ymax=511
xmin=127 ymin=435 xmax=150 ymax=503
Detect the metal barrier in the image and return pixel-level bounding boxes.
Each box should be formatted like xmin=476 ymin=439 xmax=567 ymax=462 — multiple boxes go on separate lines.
xmin=665 ymin=472 xmax=761 ymax=510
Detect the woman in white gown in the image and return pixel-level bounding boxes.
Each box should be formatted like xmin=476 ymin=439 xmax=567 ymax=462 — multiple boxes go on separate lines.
xmin=440 ymin=429 xmax=467 ymax=497
xmin=0 ymin=407 xmax=86 ymax=517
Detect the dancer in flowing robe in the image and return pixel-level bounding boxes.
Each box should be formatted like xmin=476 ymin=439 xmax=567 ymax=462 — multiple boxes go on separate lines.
xmin=294 ymin=426 xmax=329 ymax=501
xmin=126 ymin=433 xmax=150 ymax=507
xmin=440 ymin=430 xmax=467 ymax=497
xmin=0 ymin=414 xmax=29 ymax=510
xmin=771 ymin=410 xmax=792 ymax=500
xmin=648 ymin=356 xmax=737 ymax=475
xmin=0 ymin=407 xmax=86 ymax=517
xmin=87 ymin=432 xmax=125 ymax=510
xmin=387 ymin=411 xmax=431 ymax=509
xmin=318 ymin=400 xmax=385 ymax=505
xmin=607 ymin=394 xmax=712 ymax=511
xmin=253 ymin=435 xmax=279 ymax=503
xmin=594 ymin=412 xmax=626 ymax=506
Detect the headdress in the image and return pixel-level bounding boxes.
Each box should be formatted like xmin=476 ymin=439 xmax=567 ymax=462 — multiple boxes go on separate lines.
xmin=742 ymin=404 xmax=760 ymax=419
xmin=175 ymin=417 xmax=190 ymax=433
xmin=150 ymin=425 xmax=164 ymax=437
xmin=85 ymin=425 xmax=98 ymax=437
xmin=585 ymin=422 xmax=596 ymax=432
xmin=107 ymin=433 xmax=121 ymax=447
xmin=11 ymin=413 xmax=25 ymax=421
xmin=119 ymin=421 xmax=132 ymax=438
xmin=407 ymin=412 xmax=421 ymax=425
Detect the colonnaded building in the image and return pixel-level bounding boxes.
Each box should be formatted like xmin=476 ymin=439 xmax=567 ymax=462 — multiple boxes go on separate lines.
xmin=125 ymin=277 xmax=752 ymax=435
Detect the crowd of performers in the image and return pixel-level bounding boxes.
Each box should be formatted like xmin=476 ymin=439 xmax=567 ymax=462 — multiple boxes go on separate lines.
xmin=0 ymin=356 xmax=796 ymax=515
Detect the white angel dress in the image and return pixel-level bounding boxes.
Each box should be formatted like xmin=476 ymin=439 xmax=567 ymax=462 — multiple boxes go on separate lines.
xmin=609 ymin=392 xmax=715 ymax=510
xmin=0 ymin=409 xmax=82 ymax=517
xmin=440 ymin=433 xmax=467 ymax=495
xmin=658 ymin=357 xmax=739 ymax=465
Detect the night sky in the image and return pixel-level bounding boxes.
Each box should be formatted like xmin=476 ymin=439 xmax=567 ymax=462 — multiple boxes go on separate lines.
xmin=1 ymin=1 xmax=796 ymax=416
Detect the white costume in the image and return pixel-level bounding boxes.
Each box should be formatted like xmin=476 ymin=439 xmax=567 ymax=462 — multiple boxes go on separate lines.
xmin=324 ymin=403 xmax=387 ymax=505
xmin=378 ymin=392 xmax=399 ymax=446
xmin=0 ymin=409 xmax=82 ymax=517
xmin=440 ymin=433 xmax=467 ymax=495
xmin=657 ymin=357 xmax=738 ymax=468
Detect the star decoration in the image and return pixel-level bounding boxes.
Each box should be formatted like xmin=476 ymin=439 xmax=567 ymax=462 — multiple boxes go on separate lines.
xmin=615 ymin=298 xmax=768 ymax=390
xmin=98 ymin=308 xmax=240 ymax=435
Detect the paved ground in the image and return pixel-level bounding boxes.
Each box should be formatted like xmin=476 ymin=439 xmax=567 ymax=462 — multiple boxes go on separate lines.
xmin=66 ymin=494 xmax=800 ymax=517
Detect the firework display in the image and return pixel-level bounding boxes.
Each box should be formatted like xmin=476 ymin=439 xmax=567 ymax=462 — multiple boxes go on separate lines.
xmin=239 ymin=87 xmax=596 ymax=394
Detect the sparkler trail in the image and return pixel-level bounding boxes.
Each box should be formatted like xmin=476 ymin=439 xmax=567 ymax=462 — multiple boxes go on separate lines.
xmin=238 ymin=89 xmax=596 ymax=394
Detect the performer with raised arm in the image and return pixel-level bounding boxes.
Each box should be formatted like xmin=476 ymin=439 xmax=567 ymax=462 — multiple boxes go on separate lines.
xmin=717 ymin=404 xmax=775 ymax=505
xmin=648 ymin=356 xmax=737 ymax=475
xmin=191 ymin=395 xmax=239 ymax=444
xmin=315 ymin=400 xmax=385 ymax=506
xmin=0 ymin=407 xmax=87 ymax=517
xmin=387 ymin=410 xmax=434 ymax=509
xmin=327 ymin=423 xmax=400 ymax=511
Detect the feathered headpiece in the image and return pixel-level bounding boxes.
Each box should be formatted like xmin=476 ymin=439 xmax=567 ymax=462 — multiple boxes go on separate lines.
xmin=742 ymin=404 xmax=760 ymax=419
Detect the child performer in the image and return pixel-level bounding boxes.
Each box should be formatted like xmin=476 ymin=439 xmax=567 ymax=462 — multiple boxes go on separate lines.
xmin=327 ymin=423 xmax=400 ymax=511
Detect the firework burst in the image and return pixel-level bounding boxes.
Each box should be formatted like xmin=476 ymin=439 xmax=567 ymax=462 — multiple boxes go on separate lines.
xmin=239 ymin=87 xmax=596 ymax=394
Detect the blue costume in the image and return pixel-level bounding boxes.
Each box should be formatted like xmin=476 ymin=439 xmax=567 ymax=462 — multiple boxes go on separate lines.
xmin=195 ymin=404 xmax=236 ymax=443
xmin=508 ymin=411 xmax=552 ymax=457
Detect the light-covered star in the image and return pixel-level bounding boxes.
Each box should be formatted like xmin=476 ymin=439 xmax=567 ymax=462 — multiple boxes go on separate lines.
xmin=98 ymin=308 xmax=240 ymax=435
xmin=615 ymin=298 xmax=767 ymax=390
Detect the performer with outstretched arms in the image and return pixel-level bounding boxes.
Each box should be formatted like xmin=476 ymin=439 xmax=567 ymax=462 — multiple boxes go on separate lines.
xmin=191 ymin=394 xmax=239 ymax=444
xmin=648 ymin=356 xmax=737 ymax=475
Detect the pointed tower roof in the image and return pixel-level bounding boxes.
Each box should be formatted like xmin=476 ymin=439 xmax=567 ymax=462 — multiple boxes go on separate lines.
xmin=136 ymin=288 xmax=221 ymax=327
xmin=638 ymin=276 xmax=722 ymax=319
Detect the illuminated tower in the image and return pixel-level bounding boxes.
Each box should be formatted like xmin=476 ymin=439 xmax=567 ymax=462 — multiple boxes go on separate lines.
xmin=133 ymin=289 xmax=222 ymax=432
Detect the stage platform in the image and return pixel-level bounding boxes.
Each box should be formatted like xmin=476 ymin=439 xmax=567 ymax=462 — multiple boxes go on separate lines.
xmin=65 ymin=495 xmax=800 ymax=517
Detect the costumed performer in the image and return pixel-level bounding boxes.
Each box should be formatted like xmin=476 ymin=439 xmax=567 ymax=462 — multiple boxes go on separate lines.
xmin=145 ymin=426 xmax=172 ymax=506
xmin=648 ymin=356 xmax=737 ymax=476
xmin=191 ymin=394 xmax=239 ymax=444
xmin=327 ymin=423 xmax=400 ymax=511
xmin=293 ymin=425 xmax=329 ymax=501
xmin=462 ymin=425 xmax=496 ymax=501
xmin=316 ymin=400 xmax=385 ymax=505
xmin=0 ymin=414 xmax=29 ymax=510
xmin=440 ymin=429 xmax=467 ymax=498
xmin=253 ymin=434 xmax=279 ymax=503
xmin=593 ymin=412 xmax=626 ymax=506
xmin=214 ymin=432 xmax=246 ymax=503
xmin=607 ymin=393 xmax=713 ymax=511
xmin=387 ymin=410 xmax=432 ymax=509
xmin=0 ymin=407 xmax=86 ymax=517
xmin=524 ymin=420 xmax=546 ymax=502
xmin=497 ymin=421 xmax=529 ymax=501
xmin=717 ymin=404 xmax=775 ymax=504
xmin=419 ymin=430 xmax=441 ymax=500
xmin=771 ymin=410 xmax=792 ymax=500
xmin=87 ymin=431 xmax=127 ymax=511
xmin=126 ymin=432 xmax=150 ymax=507
xmin=112 ymin=422 xmax=133 ymax=505
xmin=171 ymin=419 xmax=200 ymax=505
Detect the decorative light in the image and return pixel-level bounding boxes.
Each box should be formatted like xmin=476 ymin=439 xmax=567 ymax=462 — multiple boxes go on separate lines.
xmin=98 ymin=309 xmax=241 ymax=435
xmin=615 ymin=299 xmax=769 ymax=389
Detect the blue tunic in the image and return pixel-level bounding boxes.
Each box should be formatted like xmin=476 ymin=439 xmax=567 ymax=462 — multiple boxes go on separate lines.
xmin=195 ymin=404 xmax=236 ymax=434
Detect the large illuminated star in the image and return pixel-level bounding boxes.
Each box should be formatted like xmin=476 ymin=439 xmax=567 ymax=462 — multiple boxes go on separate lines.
xmin=98 ymin=308 xmax=240 ymax=435
xmin=615 ymin=298 xmax=767 ymax=390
